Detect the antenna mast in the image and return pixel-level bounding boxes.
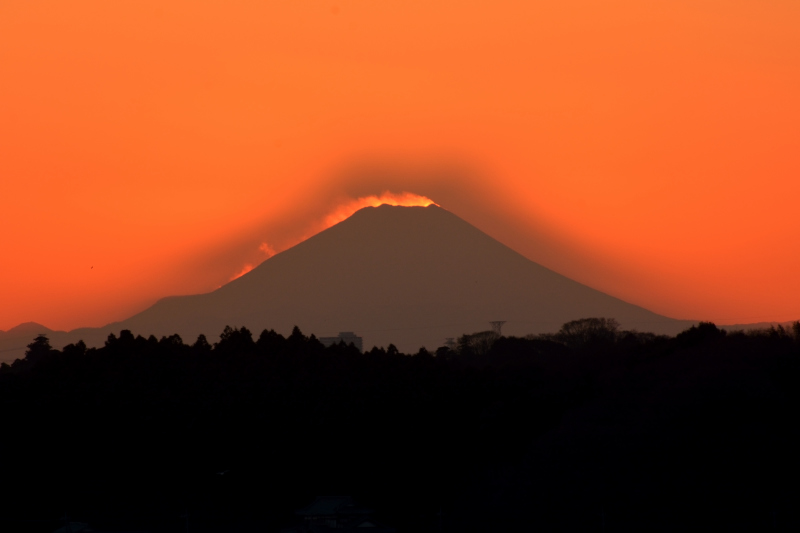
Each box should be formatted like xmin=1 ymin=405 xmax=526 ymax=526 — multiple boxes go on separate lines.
xmin=489 ymin=321 xmax=506 ymax=336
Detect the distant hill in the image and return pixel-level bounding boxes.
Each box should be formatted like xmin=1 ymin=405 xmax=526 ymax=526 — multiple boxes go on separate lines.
xmin=0 ymin=321 xmax=53 ymax=338
xmin=3 ymin=205 xmax=697 ymax=358
xmin=0 ymin=322 xmax=56 ymax=363
xmin=720 ymin=321 xmax=798 ymax=332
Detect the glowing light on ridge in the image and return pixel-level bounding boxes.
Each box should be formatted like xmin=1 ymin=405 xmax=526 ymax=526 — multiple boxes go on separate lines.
xmin=228 ymin=192 xmax=437 ymax=282
xmin=230 ymin=263 xmax=255 ymax=281
xmin=323 ymin=192 xmax=437 ymax=228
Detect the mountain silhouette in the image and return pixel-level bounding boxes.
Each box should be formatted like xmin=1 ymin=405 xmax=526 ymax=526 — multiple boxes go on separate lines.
xmin=3 ymin=205 xmax=695 ymax=357
xmin=0 ymin=321 xmax=53 ymax=338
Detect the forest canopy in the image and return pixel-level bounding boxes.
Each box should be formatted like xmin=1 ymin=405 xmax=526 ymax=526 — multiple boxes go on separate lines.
xmin=1 ymin=320 xmax=800 ymax=532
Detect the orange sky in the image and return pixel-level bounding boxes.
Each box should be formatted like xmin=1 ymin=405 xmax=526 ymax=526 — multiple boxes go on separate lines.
xmin=2 ymin=1 xmax=799 ymax=332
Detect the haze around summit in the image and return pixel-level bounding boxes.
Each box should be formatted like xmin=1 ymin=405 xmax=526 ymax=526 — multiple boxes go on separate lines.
xmin=2 ymin=1 xmax=800 ymax=332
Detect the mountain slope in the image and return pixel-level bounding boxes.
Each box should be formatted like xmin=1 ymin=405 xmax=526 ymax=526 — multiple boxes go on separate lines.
xmin=6 ymin=205 xmax=695 ymax=357
xmin=78 ymin=205 xmax=694 ymax=350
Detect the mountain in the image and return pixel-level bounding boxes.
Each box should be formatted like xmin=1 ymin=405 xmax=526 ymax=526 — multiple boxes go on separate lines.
xmin=0 ymin=322 xmax=53 ymax=338
xmin=3 ymin=205 xmax=695 ymax=358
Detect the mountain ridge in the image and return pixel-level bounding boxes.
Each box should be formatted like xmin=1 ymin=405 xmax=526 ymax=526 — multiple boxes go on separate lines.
xmin=0 ymin=322 xmax=53 ymax=337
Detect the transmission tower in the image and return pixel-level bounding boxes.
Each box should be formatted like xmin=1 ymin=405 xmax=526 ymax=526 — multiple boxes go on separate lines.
xmin=489 ymin=321 xmax=506 ymax=336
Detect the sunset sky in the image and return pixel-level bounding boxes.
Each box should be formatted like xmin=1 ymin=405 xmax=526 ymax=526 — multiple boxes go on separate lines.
xmin=2 ymin=1 xmax=799 ymax=332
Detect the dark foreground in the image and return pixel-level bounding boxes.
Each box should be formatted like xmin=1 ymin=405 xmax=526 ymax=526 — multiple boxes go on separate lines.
xmin=2 ymin=321 xmax=799 ymax=532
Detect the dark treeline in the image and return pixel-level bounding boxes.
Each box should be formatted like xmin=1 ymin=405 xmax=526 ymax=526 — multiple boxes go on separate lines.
xmin=1 ymin=320 xmax=800 ymax=531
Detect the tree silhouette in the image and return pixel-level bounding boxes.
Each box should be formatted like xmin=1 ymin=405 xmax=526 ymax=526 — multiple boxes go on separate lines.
xmin=457 ymin=330 xmax=499 ymax=359
xmin=554 ymin=317 xmax=620 ymax=349
xmin=215 ymin=325 xmax=255 ymax=354
xmin=192 ymin=334 xmax=212 ymax=355
xmin=24 ymin=333 xmax=53 ymax=364
xmin=675 ymin=321 xmax=725 ymax=348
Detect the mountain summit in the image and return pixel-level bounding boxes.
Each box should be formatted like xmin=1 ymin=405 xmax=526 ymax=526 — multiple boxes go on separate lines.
xmin=4 ymin=205 xmax=694 ymax=356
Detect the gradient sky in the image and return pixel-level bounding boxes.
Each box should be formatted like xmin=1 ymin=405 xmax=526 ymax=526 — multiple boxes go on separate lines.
xmin=2 ymin=1 xmax=799 ymax=332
